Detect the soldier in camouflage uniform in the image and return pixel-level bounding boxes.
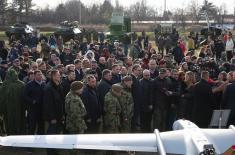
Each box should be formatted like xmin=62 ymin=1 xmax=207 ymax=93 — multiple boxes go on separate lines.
xmin=103 ymin=84 xmax=123 ymax=133
xmin=65 ymin=81 xmax=87 ymax=134
xmin=120 ymin=76 xmax=134 ymax=133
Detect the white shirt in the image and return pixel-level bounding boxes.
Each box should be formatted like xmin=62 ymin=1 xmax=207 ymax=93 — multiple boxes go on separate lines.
xmin=225 ymin=39 xmax=234 ymax=51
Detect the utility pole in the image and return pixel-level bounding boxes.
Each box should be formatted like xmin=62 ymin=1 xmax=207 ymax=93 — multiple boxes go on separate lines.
xmin=164 ymin=0 xmax=166 ymax=13
xmin=79 ymin=0 xmax=82 ymax=25
xmin=234 ymin=7 xmax=235 ymax=28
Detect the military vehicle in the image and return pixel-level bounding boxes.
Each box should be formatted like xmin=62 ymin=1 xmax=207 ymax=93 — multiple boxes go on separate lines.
xmin=54 ymin=21 xmax=82 ymax=42
xmin=106 ymin=12 xmax=131 ymax=41
xmin=5 ymin=22 xmax=35 ymax=39
xmin=154 ymin=23 xmax=175 ymax=36
xmin=200 ymin=26 xmax=223 ymax=37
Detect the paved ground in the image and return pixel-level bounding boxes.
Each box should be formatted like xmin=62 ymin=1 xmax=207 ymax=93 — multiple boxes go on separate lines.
xmin=0 ymin=147 xmax=157 ymax=155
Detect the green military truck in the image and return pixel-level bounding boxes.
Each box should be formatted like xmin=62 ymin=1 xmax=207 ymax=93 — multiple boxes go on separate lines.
xmin=106 ymin=12 xmax=131 ymax=42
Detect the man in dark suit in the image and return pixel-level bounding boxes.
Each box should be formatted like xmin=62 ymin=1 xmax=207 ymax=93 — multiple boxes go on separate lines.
xmin=192 ymin=71 xmax=215 ymax=128
xmin=81 ymin=75 xmax=102 ymax=133
xmin=74 ymin=59 xmax=84 ymax=81
xmin=24 ymin=70 xmax=45 ymax=135
xmin=97 ymin=69 xmax=112 ymax=115
xmin=110 ymin=64 xmax=121 ymax=84
xmin=131 ymin=64 xmax=143 ymax=131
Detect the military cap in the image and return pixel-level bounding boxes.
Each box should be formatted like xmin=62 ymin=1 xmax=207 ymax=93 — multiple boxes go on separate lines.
xmin=112 ymin=84 xmax=123 ymax=93
xmin=71 ymin=81 xmax=83 ymax=91
xmin=159 ymin=68 xmax=167 ymax=74
xmin=122 ymin=76 xmax=132 ymax=81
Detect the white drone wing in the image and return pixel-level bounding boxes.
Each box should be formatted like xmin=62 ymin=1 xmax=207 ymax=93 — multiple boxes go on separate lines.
xmin=0 ymin=120 xmax=235 ymax=155
xmin=0 ymin=133 xmax=157 ymax=152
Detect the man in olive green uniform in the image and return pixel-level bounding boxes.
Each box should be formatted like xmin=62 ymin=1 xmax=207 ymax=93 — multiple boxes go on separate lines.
xmin=0 ymin=69 xmax=26 ymax=135
xmin=120 ymin=76 xmax=134 ymax=133
xmin=65 ymin=81 xmax=87 ymax=134
xmin=103 ymin=84 xmax=122 ymax=133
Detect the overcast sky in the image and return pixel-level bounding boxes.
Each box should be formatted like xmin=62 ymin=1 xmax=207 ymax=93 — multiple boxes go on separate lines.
xmin=32 ymin=0 xmax=235 ymax=14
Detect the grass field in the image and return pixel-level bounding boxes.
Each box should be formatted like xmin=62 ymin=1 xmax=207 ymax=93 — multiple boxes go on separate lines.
xmin=0 ymin=31 xmax=7 ymax=41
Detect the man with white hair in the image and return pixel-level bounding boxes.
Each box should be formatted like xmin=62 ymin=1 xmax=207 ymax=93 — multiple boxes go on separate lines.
xmin=140 ymin=69 xmax=153 ymax=132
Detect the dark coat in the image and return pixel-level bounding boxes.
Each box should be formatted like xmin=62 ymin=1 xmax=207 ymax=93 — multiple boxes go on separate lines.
xmin=168 ymin=77 xmax=181 ymax=106
xmin=0 ymin=67 xmax=7 ymax=81
xmin=23 ymin=80 xmax=45 ymax=119
xmin=192 ymin=79 xmax=215 ymax=128
xmin=139 ymin=78 xmax=153 ymax=112
xmin=131 ymin=74 xmax=143 ymax=120
xmin=31 ymin=52 xmax=41 ymax=61
xmin=152 ymin=77 xmax=171 ymax=110
xmin=61 ymin=78 xmax=74 ymax=97
xmin=60 ymin=52 xmax=75 ymax=66
xmin=178 ymin=82 xmax=194 ymax=120
xmin=75 ymin=69 xmax=84 ymax=81
xmin=43 ymin=81 xmax=64 ymax=121
xmin=150 ymin=69 xmax=159 ymax=79
xmin=0 ymin=48 xmax=8 ymax=60
xmin=97 ymin=78 xmax=112 ymax=114
xmin=81 ymin=85 xmax=102 ymax=123
xmin=18 ymin=70 xmax=28 ymax=81
xmin=223 ymin=82 xmax=235 ymax=125
xmin=111 ymin=73 xmax=121 ymax=84
xmin=172 ymin=46 xmax=184 ymax=64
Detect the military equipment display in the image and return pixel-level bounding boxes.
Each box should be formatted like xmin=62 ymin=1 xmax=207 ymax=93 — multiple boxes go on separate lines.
xmin=5 ymin=22 xmax=35 ymax=39
xmin=154 ymin=23 xmax=174 ymax=35
xmin=200 ymin=26 xmax=223 ymax=37
xmin=54 ymin=21 xmax=82 ymax=42
xmin=106 ymin=12 xmax=131 ymax=41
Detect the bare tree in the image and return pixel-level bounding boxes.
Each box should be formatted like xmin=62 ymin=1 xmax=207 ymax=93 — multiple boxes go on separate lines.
xmin=0 ymin=0 xmax=8 ymax=25
xmin=173 ymin=8 xmax=186 ymax=29
xmin=114 ymin=0 xmax=124 ymax=12
xmin=188 ymin=0 xmax=200 ymax=23
xmin=129 ymin=2 xmax=141 ymax=22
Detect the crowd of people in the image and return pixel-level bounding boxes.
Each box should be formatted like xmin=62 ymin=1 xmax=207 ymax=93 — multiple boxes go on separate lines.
xmin=0 ymin=29 xmax=235 ymax=154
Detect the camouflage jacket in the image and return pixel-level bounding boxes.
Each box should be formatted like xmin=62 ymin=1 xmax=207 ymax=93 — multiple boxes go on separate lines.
xmin=65 ymin=91 xmax=87 ymax=133
xmin=103 ymin=91 xmax=121 ymax=133
xmin=119 ymin=86 xmax=134 ymax=121
xmin=119 ymin=86 xmax=134 ymax=132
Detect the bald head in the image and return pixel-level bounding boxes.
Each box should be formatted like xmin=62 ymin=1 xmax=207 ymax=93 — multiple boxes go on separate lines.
xmin=143 ymin=69 xmax=150 ymax=80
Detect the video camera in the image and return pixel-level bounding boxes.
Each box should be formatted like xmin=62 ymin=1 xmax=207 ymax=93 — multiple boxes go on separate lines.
xmin=199 ymin=144 xmax=216 ymax=155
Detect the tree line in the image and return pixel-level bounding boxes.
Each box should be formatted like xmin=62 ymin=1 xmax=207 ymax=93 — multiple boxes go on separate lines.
xmin=0 ymin=0 xmax=233 ymax=26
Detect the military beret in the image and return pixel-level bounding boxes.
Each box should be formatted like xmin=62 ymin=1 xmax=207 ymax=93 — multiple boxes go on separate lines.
xmin=71 ymin=81 xmax=83 ymax=91
xmin=112 ymin=84 xmax=123 ymax=93
xmin=122 ymin=76 xmax=132 ymax=81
